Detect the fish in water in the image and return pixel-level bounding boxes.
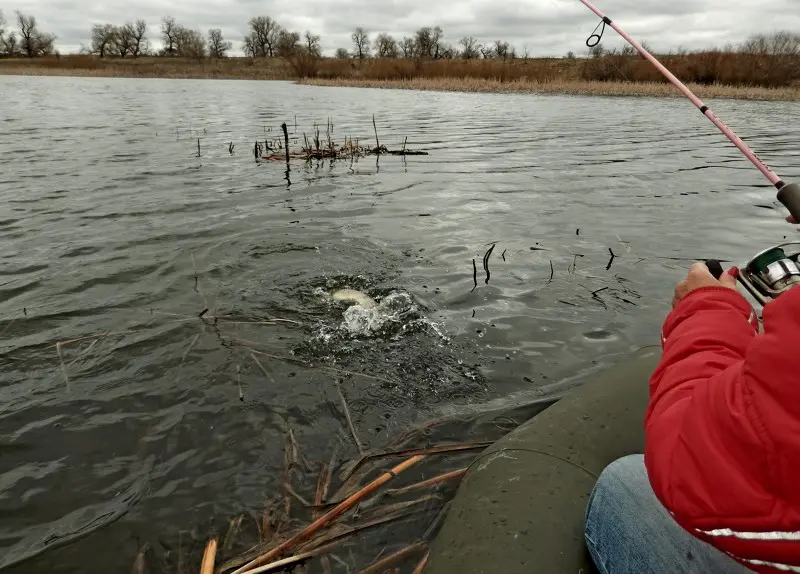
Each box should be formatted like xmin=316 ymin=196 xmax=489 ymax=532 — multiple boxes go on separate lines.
xmin=331 ymin=288 xmax=377 ymax=309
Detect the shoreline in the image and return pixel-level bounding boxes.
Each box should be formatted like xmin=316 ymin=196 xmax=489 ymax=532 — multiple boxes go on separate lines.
xmin=296 ymin=77 xmax=800 ymax=102
xmin=2 ymin=61 xmax=798 ymax=102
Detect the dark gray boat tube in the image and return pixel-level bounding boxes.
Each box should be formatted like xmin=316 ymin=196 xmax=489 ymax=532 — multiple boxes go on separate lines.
xmin=425 ymin=345 xmax=661 ymax=574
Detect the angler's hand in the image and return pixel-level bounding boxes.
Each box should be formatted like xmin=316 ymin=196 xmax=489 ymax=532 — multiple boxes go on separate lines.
xmin=672 ymin=262 xmax=738 ymax=308
xmin=788 ymin=215 xmax=798 ymax=224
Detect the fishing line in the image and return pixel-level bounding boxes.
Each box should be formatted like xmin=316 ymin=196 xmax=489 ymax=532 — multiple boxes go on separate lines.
xmin=574 ymin=0 xmax=800 ymax=220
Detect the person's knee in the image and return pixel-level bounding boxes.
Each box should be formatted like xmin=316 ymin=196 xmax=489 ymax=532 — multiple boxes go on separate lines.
xmin=586 ymin=455 xmax=647 ymax=524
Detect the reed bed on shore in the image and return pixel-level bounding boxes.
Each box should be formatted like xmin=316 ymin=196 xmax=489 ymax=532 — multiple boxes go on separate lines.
xmin=297 ymin=77 xmax=800 ymax=101
xmin=2 ymin=54 xmax=798 ymax=101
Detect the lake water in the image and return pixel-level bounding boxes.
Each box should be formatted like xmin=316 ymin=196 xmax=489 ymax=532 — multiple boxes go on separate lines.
xmin=1 ymin=76 xmax=798 ymax=572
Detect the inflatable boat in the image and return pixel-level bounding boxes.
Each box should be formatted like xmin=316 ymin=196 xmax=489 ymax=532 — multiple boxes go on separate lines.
xmin=425 ymin=345 xmax=661 ymax=573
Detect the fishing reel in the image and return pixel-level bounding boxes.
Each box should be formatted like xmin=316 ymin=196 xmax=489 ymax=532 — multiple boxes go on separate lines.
xmin=738 ymin=243 xmax=800 ymax=305
xmin=708 ymin=242 xmax=800 ymax=306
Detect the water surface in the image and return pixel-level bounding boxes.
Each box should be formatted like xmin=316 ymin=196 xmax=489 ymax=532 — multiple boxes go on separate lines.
xmin=1 ymin=76 xmax=798 ymax=572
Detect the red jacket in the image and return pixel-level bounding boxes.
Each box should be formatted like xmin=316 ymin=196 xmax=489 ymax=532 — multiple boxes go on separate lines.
xmin=645 ymin=284 xmax=800 ymax=574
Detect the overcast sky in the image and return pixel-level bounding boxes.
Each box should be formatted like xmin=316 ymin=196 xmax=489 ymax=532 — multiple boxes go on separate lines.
xmin=3 ymin=0 xmax=798 ymax=57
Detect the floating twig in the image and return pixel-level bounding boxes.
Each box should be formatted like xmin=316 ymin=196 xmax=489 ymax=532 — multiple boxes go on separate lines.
xmin=230 ymin=455 xmax=426 ymax=574
xmin=501 ymin=249 xmax=507 ymax=262
xmin=548 ymin=260 xmax=554 ymax=283
xmin=197 ymin=138 xmax=201 ymax=158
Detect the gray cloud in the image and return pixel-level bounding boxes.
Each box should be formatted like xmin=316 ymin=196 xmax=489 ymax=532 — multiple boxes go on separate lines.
xmin=4 ymin=0 xmax=799 ymax=57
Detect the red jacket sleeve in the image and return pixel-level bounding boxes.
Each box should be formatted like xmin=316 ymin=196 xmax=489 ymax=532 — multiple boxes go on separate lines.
xmin=645 ymin=284 xmax=800 ymax=567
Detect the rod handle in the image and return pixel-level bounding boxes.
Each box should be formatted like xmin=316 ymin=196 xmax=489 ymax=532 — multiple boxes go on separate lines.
xmin=778 ymin=182 xmax=800 ymax=223
xmin=705 ymin=259 xmax=724 ymax=280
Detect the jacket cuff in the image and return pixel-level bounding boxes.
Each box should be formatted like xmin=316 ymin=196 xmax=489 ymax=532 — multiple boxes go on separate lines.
xmin=663 ymin=286 xmax=754 ymax=342
xmin=677 ymin=286 xmax=751 ymax=311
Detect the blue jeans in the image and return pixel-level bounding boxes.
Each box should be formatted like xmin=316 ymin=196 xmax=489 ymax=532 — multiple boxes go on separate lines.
xmin=585 ymin=455 xmax=752 ymax=573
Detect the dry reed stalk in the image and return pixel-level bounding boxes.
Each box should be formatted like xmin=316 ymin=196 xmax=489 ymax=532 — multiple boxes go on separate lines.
xmin=356 ymin=542 xmax=427 ymax=574
xmin=356 ymin=494 xmax=442 ymax=522
xmin=285 ymin=482 xmax=312 ymax=507
xmin=261 ymin=507 xmax=275 ymax=541
xmin=131 ymin=543 xmax=149 ymax=574
xmin=66 ymin=338 xmax=99 ymax=369
xmin=330 ymin=554 xmax=350 ymax=572
xmin=181 ymin=333 xmax=201 ymax=364
xmin=340 ymin=441 xmax=491 ymax=486
xmin=231 ymin=455 xmax=426 ymax=574
xmin=200 ymin=537 xmax=218 ymax=574
xmin=337 ymin=383 xmax=364 ymax=454
xmin=249 ymin=352 xmax=277 ymax=386
xmin=230 ymin=537 xmax=345 ymax=574
xmin=313 ymin=462 xmax=332 ymax=520
xmin=288 ymin=428 xmax=313 ymax=472
xmin=388 ymin=417 xmax=459 ymax=448
xmin=413 ymin=550 xmax=430 ymax=574
xmin=56 ymin=341 xmax=69 ymax=389
xmin=241 ymin=344 xmax=397 ymax=386
xmin=383 ymin=468 xmax=468 ymax=498
xmin=294 ymin=506 xmax=431 ymax=554
xmin=223 ymin=515 xmax=246 ymax=555
xmin=321 ymin=555 xmax=332 ymax=574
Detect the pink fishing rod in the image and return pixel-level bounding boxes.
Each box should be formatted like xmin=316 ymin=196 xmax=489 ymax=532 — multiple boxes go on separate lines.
xmin=575 ymin=0 xmax=800 ymax=221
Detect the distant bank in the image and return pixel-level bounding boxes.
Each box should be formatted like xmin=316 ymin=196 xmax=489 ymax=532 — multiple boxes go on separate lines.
xmin=296 ymin=78 xmax=800 ymax=101
xmin=2 ymin=55 xmax=798 ymax=102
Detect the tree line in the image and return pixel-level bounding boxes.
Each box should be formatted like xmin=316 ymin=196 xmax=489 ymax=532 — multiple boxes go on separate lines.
xmin=1 ymin=8 xmax=799 ymax=63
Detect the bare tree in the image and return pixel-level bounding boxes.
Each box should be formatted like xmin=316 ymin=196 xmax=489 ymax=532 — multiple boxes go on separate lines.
xmin=247 ymin=16 xmax=280 ymax=57
xmin=334 ymin=47 xmax=349 ymax=59
xmin=91 ymin=24 xmax=117 ymax=57
xmin=494 ymin=40 xmax=511 ymax=60
xmin=374 ymin=32 xmax=398 ymax=58
xmin=208 ymin=28 xmax=231 ymax=58
xmin=440 ymin=43 xmax=457 ymax=59
xmin=1 ymin=10 xmax=19 ymax=57
xmin=459 ymin=36 xmax=480 ymax=59
xmin=161 ymin=16 xmax=178 ymax=55
xmin=399 ymin=36 xmax=415 ymax=58
xmin=114 ymin=24 xmax=134 ymax=57
xmin=414 ymin=26 xmax=443 ymax=59
xmin=276 ymin=29 xmax=300 ymax=57
xmin=304 ymin=30 xmax=321 ymax=57
xmin=175 ymin=26 xmax=206 ymax=60
xmin=16 ymin=12 xmax=55 ymax=57
xmin=351 ymin=27 xmax=369 ymax=59
xmin=0 ymin=10 xmax=6 ymax=55
xmin=479 ymin=44 xmax=494 ymax=59
xmin=128 ymin=20 xmax=148 ymax=57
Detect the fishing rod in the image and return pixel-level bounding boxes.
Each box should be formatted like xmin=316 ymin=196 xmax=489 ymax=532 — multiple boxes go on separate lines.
xmin=575 ymin=0 xmax=800 ymax=304
xmin=575 ymin=0 xmax=800 ymax=225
